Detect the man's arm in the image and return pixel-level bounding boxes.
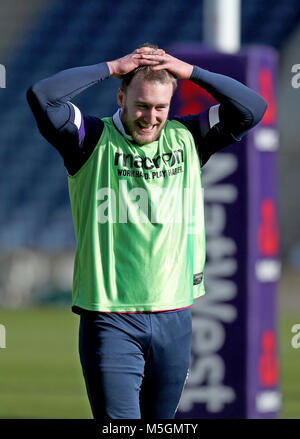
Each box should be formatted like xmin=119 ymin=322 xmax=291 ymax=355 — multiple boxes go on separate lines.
xmin=176 ymin=66 xmax=267 ymax=166
xmin=136 ymin=50 xmax=268 ymax=166
xmin=26 ymin=63 xmax=110 ymax=174
xmin=26 ymin=50 xmax=163 ymax=175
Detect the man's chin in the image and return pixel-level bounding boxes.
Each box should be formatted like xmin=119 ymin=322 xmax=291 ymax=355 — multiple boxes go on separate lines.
xmin=132 ymin=130 xmax=160 ymax=146
xmin=133 ymin=137 xmax=156 ymax=146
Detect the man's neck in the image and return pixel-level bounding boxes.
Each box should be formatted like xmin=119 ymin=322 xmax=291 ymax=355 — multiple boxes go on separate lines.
xmin=112 ymin=108 xmax=133 ymax=140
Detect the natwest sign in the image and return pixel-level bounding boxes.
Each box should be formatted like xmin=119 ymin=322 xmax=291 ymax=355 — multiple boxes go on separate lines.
xmin=169 ymin=44 xmax=281 ymax=418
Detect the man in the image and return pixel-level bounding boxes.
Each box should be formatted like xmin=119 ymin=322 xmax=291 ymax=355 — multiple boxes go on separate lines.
xmin=27 ymin=43 xmax=267 ymax=420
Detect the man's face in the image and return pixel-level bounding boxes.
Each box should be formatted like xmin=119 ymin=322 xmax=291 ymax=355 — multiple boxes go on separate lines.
xmin=118 ymin=73 xmax=173 ymax=145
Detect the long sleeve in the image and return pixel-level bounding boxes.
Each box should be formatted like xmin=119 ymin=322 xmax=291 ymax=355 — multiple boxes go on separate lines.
xmin=175 ymin=65 xmax=268 ymax=166
xmin=26 ymin=62 xmax=110 ymax=174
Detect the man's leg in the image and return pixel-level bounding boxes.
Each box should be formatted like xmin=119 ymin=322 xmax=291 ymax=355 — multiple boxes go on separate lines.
xmin=139 ymin=308 xmax=192 ymax=419
xmin=79 ymin=312 xmax=148 ymax=420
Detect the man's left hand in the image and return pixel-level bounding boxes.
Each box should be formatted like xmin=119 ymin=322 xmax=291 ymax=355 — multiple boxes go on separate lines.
xmin=134 ymin=48 xmax=193 ymax=79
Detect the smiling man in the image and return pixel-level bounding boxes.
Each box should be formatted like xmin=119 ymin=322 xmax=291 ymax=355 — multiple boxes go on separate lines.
xmin=27 ymin=43 xmax=267 ymax=420
xmin=117 ymin=65 xmax=176 ymax=144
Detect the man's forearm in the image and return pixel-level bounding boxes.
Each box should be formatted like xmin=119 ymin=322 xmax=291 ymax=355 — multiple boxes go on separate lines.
xmin=26 ymin=62 xmax=110 ymax=165
xmin=27 ymin=62 xmax=110 ymax=106
xmin=26 ymin=62 xmax=110 ymax=152
xmin=190 ymin=65 xmax=267 ymax=137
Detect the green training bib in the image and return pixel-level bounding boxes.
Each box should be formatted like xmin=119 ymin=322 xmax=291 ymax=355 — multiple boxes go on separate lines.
xmin=68 ymin=117 xmax=206 ymax=312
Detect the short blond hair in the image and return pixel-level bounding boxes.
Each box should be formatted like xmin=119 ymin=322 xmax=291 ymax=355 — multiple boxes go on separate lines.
xmin=121 ymin=43 xmax=177 ymax=94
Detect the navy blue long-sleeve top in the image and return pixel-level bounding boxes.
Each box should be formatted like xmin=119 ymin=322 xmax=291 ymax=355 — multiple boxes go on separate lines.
xmin=26 ymin=62 xmax=267 ymax=175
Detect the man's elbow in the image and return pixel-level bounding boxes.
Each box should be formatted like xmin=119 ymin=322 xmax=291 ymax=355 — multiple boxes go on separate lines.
xmin=27 ymin=79 xmax=48 ymax=105
xmin=26 ymin=82 xmax=37 ymax=100
xmin=254 ymin=95 xmax=268 ymax=125
xmin=26 ymin=81 xmax=48 ymax=114
xmin=26 ymin=85 xmax=35 ymax=106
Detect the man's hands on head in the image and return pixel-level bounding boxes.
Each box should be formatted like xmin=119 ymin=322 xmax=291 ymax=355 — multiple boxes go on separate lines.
xmin=135 ymin=48 xmax=193 ymax=79
xmin=107 ymin=48 xmax=165 ymax=79
xmin=107 ymin=47 xmax=193 ymax=80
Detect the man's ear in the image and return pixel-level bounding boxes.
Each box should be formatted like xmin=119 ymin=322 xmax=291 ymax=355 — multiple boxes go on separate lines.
xmin=117 ymin=87 xmax=125 ymax=108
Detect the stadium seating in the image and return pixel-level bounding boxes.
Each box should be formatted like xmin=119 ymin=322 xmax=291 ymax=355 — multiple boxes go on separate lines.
xmin=0 ymin=0 xmax=299 ymax=250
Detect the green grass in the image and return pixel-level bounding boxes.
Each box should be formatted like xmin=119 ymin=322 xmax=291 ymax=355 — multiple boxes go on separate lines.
xmin=278 ymin=312 xmax=300 ymax=418
xmin=0 ymin=306 xmax=299 ymax=418
xmin=0 ymin=307 xmax=92 ymax=418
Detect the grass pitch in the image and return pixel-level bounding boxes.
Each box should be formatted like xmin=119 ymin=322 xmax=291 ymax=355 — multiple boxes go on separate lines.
xmin=0 ymin=307 xmax=91 ymax=419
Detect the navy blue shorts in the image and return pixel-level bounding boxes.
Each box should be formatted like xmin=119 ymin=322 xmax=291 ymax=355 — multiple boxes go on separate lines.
xmin=78 ymin=308 xmax=192 ymax=420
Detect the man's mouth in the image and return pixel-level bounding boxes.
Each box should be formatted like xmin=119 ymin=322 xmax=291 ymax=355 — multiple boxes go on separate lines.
xmin=136 ymin=121 xmax=157 ymax=133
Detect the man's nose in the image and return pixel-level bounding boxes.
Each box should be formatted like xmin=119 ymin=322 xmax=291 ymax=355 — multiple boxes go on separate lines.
xmin=144 ymin=108 xmax=157 ymax=125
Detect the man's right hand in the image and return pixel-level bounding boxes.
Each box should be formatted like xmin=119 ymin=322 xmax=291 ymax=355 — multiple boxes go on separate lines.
xmin=107 ymin=48 xmax=165 ymax=79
